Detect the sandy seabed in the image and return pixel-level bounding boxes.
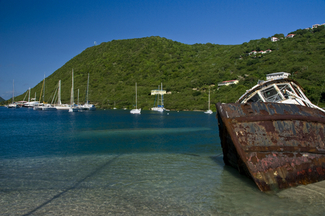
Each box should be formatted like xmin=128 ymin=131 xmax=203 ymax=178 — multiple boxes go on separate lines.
xmin=1 ymin=153 xmax=325 ymax=216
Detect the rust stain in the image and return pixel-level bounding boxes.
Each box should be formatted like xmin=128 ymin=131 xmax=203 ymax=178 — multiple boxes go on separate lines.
xmin=216 ymin=102 xmax=325 ymax=191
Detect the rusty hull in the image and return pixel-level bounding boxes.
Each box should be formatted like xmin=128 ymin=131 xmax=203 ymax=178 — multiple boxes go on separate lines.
xmin=216 ymin=102 xmax=325 ymax=191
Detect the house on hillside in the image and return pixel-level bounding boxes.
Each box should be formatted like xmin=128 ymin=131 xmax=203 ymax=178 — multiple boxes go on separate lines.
xmin=286 ymin=34 xmax=295 ymax=38
xmin=249 ymin=49 xmax=272 ymax=56
xmin=266 ymin=72 xmax=291 ymax=81
xmin=249 ymin=50 xmax=257 ymax=55
xmin=271 ymin=37 xmax=279 ymax=42
xmin=218 ymin=80 xmax=239 ymax=87
xmin=313 ymin=24 xmax=321 ymax=28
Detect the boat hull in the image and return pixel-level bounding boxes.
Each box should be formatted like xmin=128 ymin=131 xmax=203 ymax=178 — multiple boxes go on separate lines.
xmin=130 ymin=108 xmax=141 ymax=114
xmin=216 ymin=102 xmax=325 ymax=191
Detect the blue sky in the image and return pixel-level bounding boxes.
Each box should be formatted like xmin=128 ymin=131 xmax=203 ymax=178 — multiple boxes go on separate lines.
xmin=1 ymin=0 xmax=324 ymax=100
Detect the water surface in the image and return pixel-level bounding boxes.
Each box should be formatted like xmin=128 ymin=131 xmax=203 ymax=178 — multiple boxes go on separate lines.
xmin=0 ymin=107 xmax=324 ymax=215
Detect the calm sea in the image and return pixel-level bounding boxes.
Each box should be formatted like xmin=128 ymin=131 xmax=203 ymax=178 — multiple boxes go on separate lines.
xmin=1 ymin=107 xmax=325 ymax=215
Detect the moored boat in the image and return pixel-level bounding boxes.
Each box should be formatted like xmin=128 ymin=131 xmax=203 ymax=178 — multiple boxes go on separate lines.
xmin=80 ymin=73 xmax=96 ymax=111
xmin=151 ymin=83 xmax=168 ymax=112
xmin=216 ymin=72 xmax=325 ymax=191
xmin=68 ymin=69 xmax=80 ymax=113
xmin=7 ymin=80 xmax=20 ymax=108
xmin=204 ymin=87 xmax=213 ymax=114
xmin=130 ymin=82 xmax=141 ymax=114
xmin=41 ymin=103 xmax=57 ymax=111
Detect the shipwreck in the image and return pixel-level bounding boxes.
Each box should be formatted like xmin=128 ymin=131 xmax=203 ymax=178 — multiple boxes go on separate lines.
xmin=216 ymin=72 xmax=325 ymax=191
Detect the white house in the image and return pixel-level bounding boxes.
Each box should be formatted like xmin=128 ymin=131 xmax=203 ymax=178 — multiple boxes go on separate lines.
xmin=271 ymin=37 xmax=279 ymax=42
xmin=265 ymin=49 xmax=272 ymax=53
xmin=249 ymin=50 xmax=257 ymax=55
xmin=218 ymin=80 xmax=239 ymax=87
xmin=286 ymin=34 xmax=295 ymax=38
xmin=313 ymin=24 xmax=320 ymax=28
xmin=266 ymin=72 xmax=291 ymax=81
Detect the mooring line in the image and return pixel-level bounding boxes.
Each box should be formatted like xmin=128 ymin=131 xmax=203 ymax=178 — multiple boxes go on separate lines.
xmin=22 ymin=154 xmax=122 ymax=216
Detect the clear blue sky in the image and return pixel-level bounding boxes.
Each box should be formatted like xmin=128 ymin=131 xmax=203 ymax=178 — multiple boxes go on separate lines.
xmin=1 ymin=0 xmax=324 ymax=100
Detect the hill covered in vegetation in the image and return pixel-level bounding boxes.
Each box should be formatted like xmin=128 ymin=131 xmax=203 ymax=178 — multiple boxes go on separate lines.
xmin=5 ymin=25 xmax=325 ymax=110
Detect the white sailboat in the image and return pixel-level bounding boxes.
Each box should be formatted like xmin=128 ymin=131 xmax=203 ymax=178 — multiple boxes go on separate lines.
xmin=151 ymin=83 xmax=168 ymax=112
xmin=80 ymin=73 xmax=96 ymax=111
xmin=41 ymin=75 xmax=56 ymax=111
xmin=54 ymin=80 xmax=70 ymax=110
xmin=204 ymin=87 xmax=213 ymax=114
xmin=32 ymin=74 xmax=56 ymax=111
xmin=69 ymin=69 xmax=79 ymax=112
xmin=23 ymin=88 xmax=36 ymax=108
xmin=24 ymin=91 xmax=39 ymax=108
xmin=130 ymin=82 xmax=141 ymax=114
xmin=7 ymin=80 xmax=19 ymax=108
xmin=33 ymin=76 xmax=46 ymax=110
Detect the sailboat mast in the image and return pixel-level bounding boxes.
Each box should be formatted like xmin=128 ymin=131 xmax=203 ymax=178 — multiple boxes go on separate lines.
xmin=78 ymin=89 xmax=79 ymax=105
xmin=71 ymin=69 xmax=74 ymax=105
xmin=86 ymin=73 xmax=89 ymax=104
xmin=28 ymin=88 xmax=30 ymax=102
xmin=157 ymin=85 xmax=159 ymax=106
xmin=208 ymin=87 xmax=210 ymax=109
xmin=135 ymin=82 xmax=137 ymax=109
xmin=161 ymin=82 xmax=163 ymax=107
xmin=43 ymin=74 xmax=45 ymax=103
xmin=12 ymin=80 xmax=14 ymax=103
xmin=58 ymin=80 xmax=61 ymax=105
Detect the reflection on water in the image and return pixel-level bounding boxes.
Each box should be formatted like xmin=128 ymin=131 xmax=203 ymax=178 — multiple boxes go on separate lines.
xmin=1 ymin=108 xmax=325 ymax=215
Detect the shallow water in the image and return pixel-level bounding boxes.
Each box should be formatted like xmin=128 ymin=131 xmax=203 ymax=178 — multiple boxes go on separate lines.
xmin=1 ymin=107 xmax=325 ymax=215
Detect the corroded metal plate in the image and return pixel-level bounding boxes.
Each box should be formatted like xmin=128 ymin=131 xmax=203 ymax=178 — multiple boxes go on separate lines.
xmin=216 ymin=102 xmax=325 ymax=191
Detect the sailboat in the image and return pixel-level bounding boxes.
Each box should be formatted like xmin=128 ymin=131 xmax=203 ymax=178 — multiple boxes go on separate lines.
xmin=7 ymin=80 xmax=19 ymax=108
xmin=33 ymin=76 xmax=46 ymax=110
xmin=23 ymin=88 xmax=36 ymax=108
xmin=151 ymin=83 xmax=168 ymax=112
xmin=130 ymin=82 xmax=141 ymax=114
xmin=80 ymin=73 xmax=96 ymax=111
xmin=204 ymin=87 xmax=213 ymax=114
xmin=69 ymin=69 xmax=79 ymax=112
xmin=34 ymin=75 xmax=56 ymax=111
xmin=24 ymin=91 xmax=39 ymax=108
xmin=54 ymin=80 xmax=70 ymax=110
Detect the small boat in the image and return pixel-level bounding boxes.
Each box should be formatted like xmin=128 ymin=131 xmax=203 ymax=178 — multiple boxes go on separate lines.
xmin=204 ymin=87 xmax=213 ymax=114
xmin=130 ymin=82 xmax=141 ymax=114
xmin=7 ymin=103 xmax=19 ymax=108
xmin=7 ymin=80 xmax=20 ymax=108
xmin=216 ymin=72 xmax=325 ymax=192
xmin=151 ymin=83 xmax=169 ymax=112
xmin=80 ymin=73 xmax=96 ymax=111
xmin=33 ymin=75 xmax=49 ymax=111
xmin=23 ymin=88 xmax=38 ymax=108
xmin=69 ymin=69 xmax=80 ymax=112
xmin=41 ymin=103 xmax=57 ymax=111
xmin=54 ymin=80 xmax=70 ymax=110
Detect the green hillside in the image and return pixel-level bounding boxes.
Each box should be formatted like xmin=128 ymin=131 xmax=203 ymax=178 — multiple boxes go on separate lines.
xmin=5 ymin=25 xmax=325 ymax=110
xmin=0 ymin=97 xmax=4 ymax=102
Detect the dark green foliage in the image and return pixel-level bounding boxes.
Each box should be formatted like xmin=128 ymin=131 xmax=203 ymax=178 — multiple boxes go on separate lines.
xmin=6 ymin=28 xmax=325 ymax=110
xmin=0 ymin=97 xmax=4 ymax=102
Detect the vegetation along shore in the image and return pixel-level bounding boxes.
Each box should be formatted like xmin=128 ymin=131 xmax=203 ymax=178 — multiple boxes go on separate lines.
xmin=2 ymin=25 xmax=325 ymax=110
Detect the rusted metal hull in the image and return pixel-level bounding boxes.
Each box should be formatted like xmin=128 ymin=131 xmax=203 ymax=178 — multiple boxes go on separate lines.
xmin=216 ymin=102 xmax=325 ymax=191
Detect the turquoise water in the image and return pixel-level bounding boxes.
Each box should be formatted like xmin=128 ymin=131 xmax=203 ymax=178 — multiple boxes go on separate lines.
xmin=1 ymin=107 xmax=325 ymax=215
